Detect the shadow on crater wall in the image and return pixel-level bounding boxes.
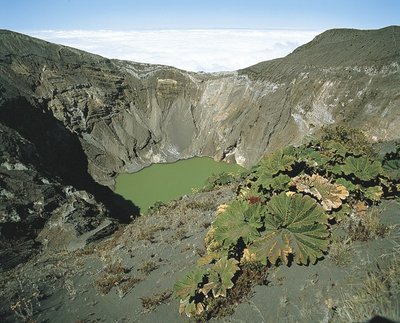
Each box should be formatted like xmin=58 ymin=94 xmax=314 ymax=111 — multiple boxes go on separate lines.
xmin=0 ymin=97 xmax=140 ymax=222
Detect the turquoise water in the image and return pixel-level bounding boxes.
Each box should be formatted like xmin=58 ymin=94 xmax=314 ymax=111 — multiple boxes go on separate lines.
xmin=115 ymin=157 xmax=243 ymax=212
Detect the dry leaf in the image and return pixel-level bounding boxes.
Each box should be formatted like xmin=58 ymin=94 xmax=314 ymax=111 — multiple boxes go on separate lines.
xmin=241 ymin=248 xmax=257 ymax=263
xmin=293 ymin=174 xmax=349 ymax=210
xmin=216 ymin=204 xmax=228 ymax=215
xmin=353 ymin=201 xmax=368 ymax=215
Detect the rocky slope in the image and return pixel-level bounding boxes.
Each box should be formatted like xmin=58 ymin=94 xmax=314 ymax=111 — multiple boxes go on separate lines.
xmin=0 ymin=120 xmax=117 ymax=270
xmin=0 ymin=186 xmax=399 ymax=322
xmin=1 ymin=27 xmax=399 ymax=188
xmin=0 ymin=26 xmax=399 ymax=269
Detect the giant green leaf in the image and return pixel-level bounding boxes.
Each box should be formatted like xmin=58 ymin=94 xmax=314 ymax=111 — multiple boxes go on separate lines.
xmin=256 ymin=173 xmax=291 ymax=191
xmin=329 ymin=163 xmax=344 ymax=175
xmin=256 ymin=149 xmax=296 ymax=176
xmin=335 ymin=177 xmax=359 ymax=192
xmin=341 ymin=156 xmax=383 ymax=181
xmin=200 ymin=257 xmax=239 ymax=298
xmin=296 ymin=147 xmax=330 ymax=167
xmin=173 ymin=267 xmax=206 ymax=299
xmin=323 ymin=140 xmax=348 ymax=157
xmin=382 ymin=159 xmax=400 ymax=181
xmin=363 ymin=186 xmax=384 ymax=201
xmin=212 ymin=200 xmax=264 ymax=247
xmin=248 ymin=193 xmax=329 ymax=265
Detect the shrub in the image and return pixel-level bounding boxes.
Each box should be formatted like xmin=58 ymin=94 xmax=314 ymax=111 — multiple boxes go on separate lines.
xmin=173 ymin=126 xmax=399 ymax=319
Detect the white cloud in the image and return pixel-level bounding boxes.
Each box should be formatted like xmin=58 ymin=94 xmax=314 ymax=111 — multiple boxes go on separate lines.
xmin=27 ymin=29 xmax=320 ymax=72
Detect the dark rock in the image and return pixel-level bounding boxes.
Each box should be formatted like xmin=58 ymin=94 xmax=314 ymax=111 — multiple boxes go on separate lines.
xmin=0 ymin=121 xmax=118 ymax=270
xmin=36 ymin=188 xmax=117 ymax=252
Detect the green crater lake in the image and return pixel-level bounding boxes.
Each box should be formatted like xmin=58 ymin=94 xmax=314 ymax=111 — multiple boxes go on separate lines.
xmin=115 ymin=157 xmax=244 ymax=212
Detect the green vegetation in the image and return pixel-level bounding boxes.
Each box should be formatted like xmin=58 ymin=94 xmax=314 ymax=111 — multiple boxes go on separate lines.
xmin=173 ymin=126 xmax=400 ymax=318
xmin=115 ymin=157 xmax=243 ymax=212
xmin=212 ymin=201 xmax=264 ymax=247
xmin=248 ymin=193 xmax=329 ymax=265
xmin=202 ymin=171 xmax=241 ymax=191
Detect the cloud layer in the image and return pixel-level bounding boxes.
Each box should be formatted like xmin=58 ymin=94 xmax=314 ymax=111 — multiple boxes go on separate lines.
xmin=27 ymin=29 xmax=319 ymax=72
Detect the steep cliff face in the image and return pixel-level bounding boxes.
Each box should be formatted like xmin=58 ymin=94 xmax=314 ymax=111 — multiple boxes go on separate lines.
xmin=0 ymin=119 xmax=116 ymax=270
xmin=242 ymin=27 xmax=400 ymax=142
xmin=1 ymin=27 xmax=399 ymax=188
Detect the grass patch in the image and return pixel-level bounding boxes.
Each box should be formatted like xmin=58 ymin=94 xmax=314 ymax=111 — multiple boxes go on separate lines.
xmin=117 ymin=276 xmax=142 ymax=298
xmin=185 ymin=199 xmax=216 ymax=211
xmin=140 ymin=291 xmax=172 ymax=312
xmin=137 ymin=225 xmax=167 ymax=242
xmin=104 ymin=262 xmax=129 ymax=275
xmin=328 ymin=236 xmax=353 ymax=266
xmin=96 ymin=274 xmax=124 ymax=295
xmin=139 ymin=260 xmax=159 ymax=275
xmin=174 ymin=228 xmax=188 ymax=241
xmin=346 ymin=208 xmax=389 ymax=241
xmin=96 ymin=261 xmax=130 ymax=295
xmin=335 ymin=250 xmax=400 ymax=322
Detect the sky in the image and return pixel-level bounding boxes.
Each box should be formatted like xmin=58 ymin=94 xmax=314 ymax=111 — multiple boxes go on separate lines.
xmin=1 ymin=0 xmax=398 ymax=71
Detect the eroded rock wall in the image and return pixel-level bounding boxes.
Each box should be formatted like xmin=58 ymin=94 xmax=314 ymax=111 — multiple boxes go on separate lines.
xmin=0 ymin=121 xmax=116 ymax=270
xmin=2 ymin=28 xmax=399 ymax=188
